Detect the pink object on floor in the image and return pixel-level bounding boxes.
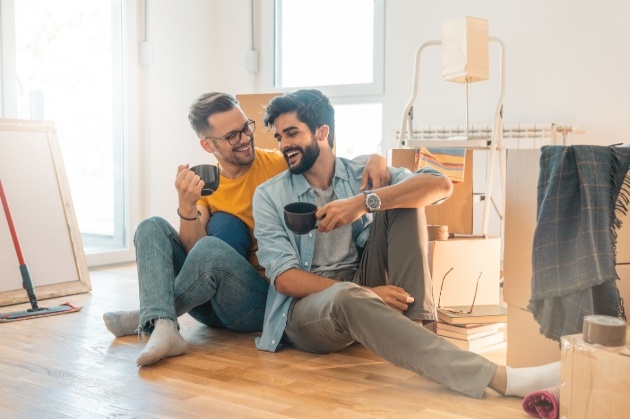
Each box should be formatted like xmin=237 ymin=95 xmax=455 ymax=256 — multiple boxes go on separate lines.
xmin=522 ymin=386 xmax=560 ymax=419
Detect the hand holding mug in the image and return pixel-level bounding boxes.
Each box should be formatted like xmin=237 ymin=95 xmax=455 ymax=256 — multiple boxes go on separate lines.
xmin=189 ymin=164 xmax=220 ymax=196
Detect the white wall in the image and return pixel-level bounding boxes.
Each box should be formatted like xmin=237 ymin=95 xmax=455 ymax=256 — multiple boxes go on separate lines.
xmin=141 ymin=0 xmax=630 ymax=226
xmin=383 ymin=0 xmax=630 ymax=147
xmin=142 ymin=0 xmax=257 ymax=222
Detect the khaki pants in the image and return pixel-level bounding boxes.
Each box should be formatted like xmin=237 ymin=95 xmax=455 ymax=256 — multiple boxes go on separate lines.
xmin=285 ymin=208 xmax=497 ymax=398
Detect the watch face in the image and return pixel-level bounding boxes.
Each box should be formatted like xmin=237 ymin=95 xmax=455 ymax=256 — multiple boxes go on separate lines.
xmin=366 ymin=193 xmax=380 ymax=211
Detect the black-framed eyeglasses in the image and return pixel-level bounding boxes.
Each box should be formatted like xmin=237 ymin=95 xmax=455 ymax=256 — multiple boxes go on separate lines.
xmin=437 ymin=267 xmax=483 ymax=314
xmin=207 ymin=119 xmax=255 ymax=145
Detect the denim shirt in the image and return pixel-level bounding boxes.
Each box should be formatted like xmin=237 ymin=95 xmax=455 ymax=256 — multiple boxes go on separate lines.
xmin=252 ymin=156 xmax=431 ymax=352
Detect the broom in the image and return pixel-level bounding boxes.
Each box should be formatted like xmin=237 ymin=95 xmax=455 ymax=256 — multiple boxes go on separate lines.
xmin=0 ymin=177 xmax=82 ymax=322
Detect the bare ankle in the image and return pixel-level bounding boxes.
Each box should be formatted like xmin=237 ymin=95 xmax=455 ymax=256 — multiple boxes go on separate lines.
xmin=488 ymin=365 xmax=507 ymax=395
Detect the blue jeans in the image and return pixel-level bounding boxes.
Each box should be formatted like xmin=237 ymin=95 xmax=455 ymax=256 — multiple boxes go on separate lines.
xmin=206 ymin=212 xmax=251 ymax=259
xmin=134 ymin=213 xmax=268 ymax=333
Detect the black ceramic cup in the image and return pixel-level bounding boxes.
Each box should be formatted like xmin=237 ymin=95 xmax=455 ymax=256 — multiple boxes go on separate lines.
xmin=284 ymin=202 xmax=318 ymax=234
xmin=189 ymin=164 xmax=220 ymax=196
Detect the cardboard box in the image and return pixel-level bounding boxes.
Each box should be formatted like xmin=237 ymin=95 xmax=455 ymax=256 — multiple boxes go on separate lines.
xmin=388 ymin=148 xmax=473 ymax=234
xmin=503 ymin=149 xmax=540 ymax=308
xmin=506 ymin=303 xmax=560 ymax=367
xmin=429 ymin=237 xmax=501 ymax=307
xmin=505 ymin=265 xmax=629 ymax=368
xmin=618 ymin=263 xmax=630 ymax=309
xmin=618 ymin=208 xmax=630 ymax=264
xmin=560 ymin=329 xmax=630 ymax=419
xmin=236 ymin=93 xmax=282 ymax=150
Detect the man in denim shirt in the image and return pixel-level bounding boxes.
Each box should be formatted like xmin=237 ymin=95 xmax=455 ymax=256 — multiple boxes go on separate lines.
xmin=252 ymin=89 xmax=561 ymax=399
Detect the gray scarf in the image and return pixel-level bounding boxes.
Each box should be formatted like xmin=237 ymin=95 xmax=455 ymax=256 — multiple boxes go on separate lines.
xmin=528 ymin=145 xmax=630 ymax=341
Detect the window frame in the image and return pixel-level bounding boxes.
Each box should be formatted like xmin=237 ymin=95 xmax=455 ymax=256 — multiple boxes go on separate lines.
xmin=0 ymin=0 xmax=141 ymax=267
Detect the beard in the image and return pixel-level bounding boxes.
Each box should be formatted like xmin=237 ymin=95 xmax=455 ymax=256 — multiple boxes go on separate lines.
xmin=285 ymin=136 xmax=320 ymax=174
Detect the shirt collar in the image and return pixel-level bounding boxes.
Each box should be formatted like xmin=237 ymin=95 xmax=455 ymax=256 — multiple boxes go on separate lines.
xmin=289 ymin=156 xmax=351 ymax=197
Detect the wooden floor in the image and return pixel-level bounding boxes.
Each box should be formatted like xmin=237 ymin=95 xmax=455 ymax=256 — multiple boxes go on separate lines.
xmin=0 ymin=264 xmax=529 ymax=418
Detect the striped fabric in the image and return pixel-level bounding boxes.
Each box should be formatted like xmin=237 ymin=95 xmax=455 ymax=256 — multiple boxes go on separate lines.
xmin=414 ymin=147 xmax=466 ymax=183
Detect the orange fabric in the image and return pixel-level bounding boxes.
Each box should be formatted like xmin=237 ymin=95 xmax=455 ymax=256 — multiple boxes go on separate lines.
xmin=196 ymin=148 xmax=287 ymax=272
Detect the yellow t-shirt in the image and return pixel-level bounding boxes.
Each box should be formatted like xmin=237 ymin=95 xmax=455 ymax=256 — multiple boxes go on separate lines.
xmin=197 ymin=148 xmax=287 ymax=274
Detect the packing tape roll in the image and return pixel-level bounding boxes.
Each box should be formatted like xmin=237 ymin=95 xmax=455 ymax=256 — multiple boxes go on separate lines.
xmin=427 ymin=225 xmax=449 ymax=241
xmin=582 ymin=315 xmax=627 ymax=346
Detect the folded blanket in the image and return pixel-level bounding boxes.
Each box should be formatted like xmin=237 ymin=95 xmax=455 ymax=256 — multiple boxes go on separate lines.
xmin=522 ymin=386 xmax=560 ymax=419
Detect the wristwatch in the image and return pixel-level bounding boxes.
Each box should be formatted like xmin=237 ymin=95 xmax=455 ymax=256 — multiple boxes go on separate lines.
xmin=363 ymin=191 xmax=381 ymax=213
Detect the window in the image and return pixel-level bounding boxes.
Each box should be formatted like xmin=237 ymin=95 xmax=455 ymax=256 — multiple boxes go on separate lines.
xmin=0 ymin=0 xmax=136 ymax=266
xmin=274 ymin=0 xmax=385 ymax=156
xmin=275 ymin=0 xmax=383 ymax=95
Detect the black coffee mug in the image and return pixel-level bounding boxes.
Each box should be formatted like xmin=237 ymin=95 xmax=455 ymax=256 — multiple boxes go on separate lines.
xmin=284 ymin=202 xmax=318 ymax=234
xmin=189 ymin=164 xmax=220 ymax=196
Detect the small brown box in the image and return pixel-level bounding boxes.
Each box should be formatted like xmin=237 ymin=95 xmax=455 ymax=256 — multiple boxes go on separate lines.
xmin=560 ymin=329 xmax=630 ymax=418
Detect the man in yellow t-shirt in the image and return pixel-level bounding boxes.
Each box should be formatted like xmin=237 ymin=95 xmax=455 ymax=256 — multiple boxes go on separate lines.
xmin=103 ymin=92 xmax=390 ymax=366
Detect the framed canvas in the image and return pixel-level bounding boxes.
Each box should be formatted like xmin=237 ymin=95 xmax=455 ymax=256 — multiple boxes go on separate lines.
xmin=0 ymin=119 xmax=91 ymax=307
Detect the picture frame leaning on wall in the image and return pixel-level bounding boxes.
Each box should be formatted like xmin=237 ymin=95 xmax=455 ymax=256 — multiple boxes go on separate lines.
xmin=0 ymin=119 xmax=91 ymax=307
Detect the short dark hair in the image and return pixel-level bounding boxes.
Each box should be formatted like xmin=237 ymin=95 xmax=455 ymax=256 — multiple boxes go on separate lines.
xmin=263 ymin=89 xmax=335 ymax=147
xmin=188 ymin=92 xmax=239 ymax=138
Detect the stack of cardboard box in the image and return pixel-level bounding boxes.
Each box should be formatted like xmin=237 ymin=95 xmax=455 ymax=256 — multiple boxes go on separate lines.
xmin=503 ymin=149 xmax=630 ymax=367
xmin=503 ymin=149 xmax=561 ymax=367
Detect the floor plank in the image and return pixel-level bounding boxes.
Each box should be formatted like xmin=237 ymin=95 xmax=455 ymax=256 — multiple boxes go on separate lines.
xmin=0 ymin=264 xmax=528 ymax=418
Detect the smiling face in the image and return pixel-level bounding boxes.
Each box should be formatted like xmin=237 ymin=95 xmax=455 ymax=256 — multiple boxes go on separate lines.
xmin=200 ymin=107 xmax=256 ymax=169
xmin=274 ymin=112 xmax=324 ymax=174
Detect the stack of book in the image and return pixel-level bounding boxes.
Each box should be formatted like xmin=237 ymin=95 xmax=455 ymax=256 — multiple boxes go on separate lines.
xmin=436 ymin=304 xmax=508 ymax=353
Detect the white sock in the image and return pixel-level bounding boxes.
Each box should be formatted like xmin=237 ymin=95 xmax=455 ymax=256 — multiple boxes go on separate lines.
xmin=505 ymin=361 xmax=561 ymax=397
xmin=103 ymin=310 xmax=140 ymax=338
xmin=136 ymin=319 xmax=188 ymax=366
